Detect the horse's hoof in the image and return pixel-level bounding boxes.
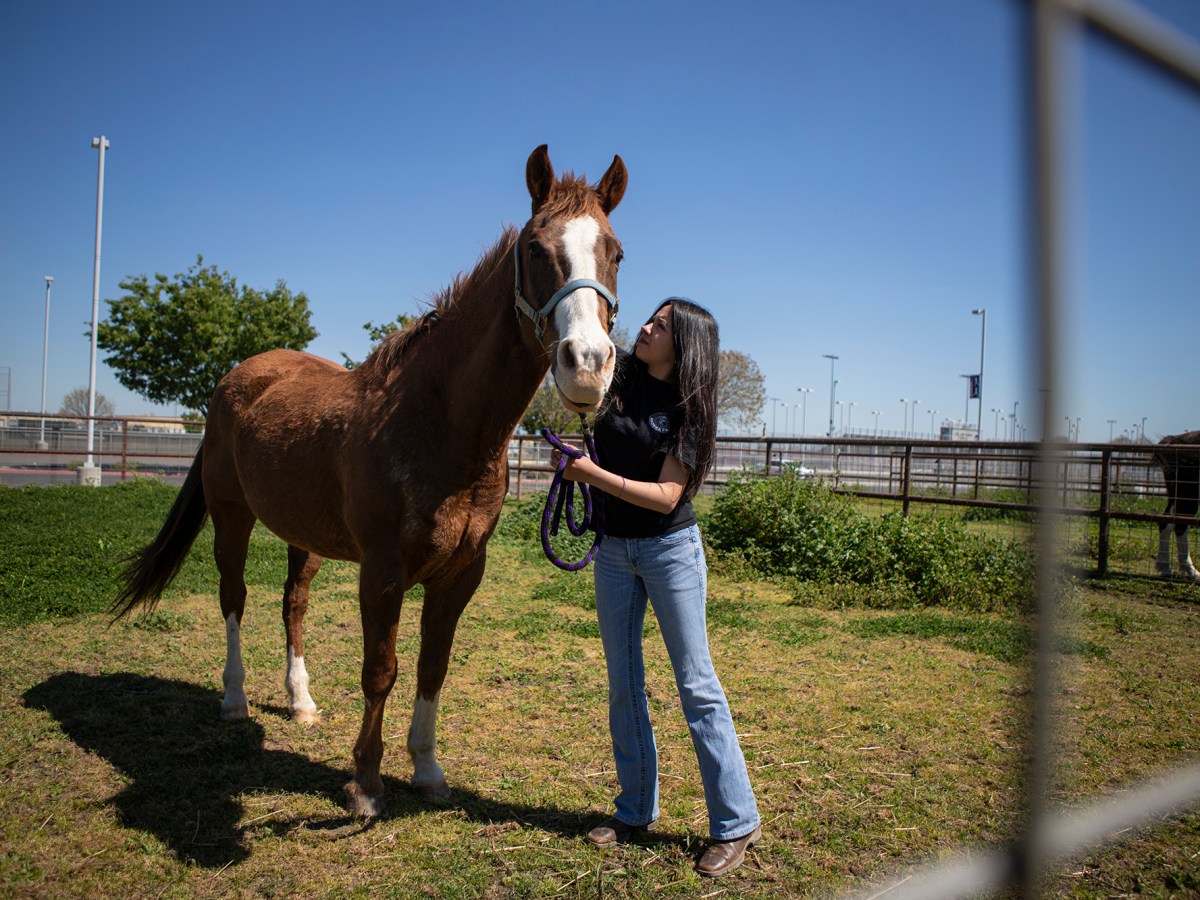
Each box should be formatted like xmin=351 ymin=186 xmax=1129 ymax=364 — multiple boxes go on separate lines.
xmin=220 ymin=704 xmax=249 ymax=721
xmin=291 ymin=707 xmax=321 ymax=725
xmin=412 ymin=779 xmax=451 ymax=803
xmin=343 ymin=782 xmax=386 ymax=818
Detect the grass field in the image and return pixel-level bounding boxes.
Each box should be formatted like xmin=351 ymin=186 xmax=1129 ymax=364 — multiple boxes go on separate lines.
xmin=1 ymin=481 xmax=1198 ymax=897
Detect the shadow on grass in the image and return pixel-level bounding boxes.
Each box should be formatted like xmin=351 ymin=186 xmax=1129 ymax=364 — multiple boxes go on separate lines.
xmin=23 ymin=672 xmax=644 ymax=868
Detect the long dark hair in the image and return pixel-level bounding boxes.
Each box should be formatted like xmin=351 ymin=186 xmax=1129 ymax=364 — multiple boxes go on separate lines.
xmin=602 ymin=298 xmax=720 ymax=500
xmin=658 ymin=298 xmax=719 ymax=499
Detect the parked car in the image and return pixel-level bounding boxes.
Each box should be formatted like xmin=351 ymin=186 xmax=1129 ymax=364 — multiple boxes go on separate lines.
xmin=770 ymin=459 xmax=815 ymax=478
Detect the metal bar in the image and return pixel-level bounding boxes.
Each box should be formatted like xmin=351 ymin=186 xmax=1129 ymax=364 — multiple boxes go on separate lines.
xmin=1098 ymin=447 xmax=1112 ymax=576
xmin=1023 ymin=0 xmax=1071 ymax=893
xmin=1064 ymin=0 xmax=1200 ymax=88
xmin=854 ymin=759 xmax=1200 ymax=899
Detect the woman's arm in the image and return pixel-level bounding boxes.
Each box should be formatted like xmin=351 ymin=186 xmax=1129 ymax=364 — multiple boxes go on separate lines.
xmin=555 ymin=449 xmax=687 ymax=515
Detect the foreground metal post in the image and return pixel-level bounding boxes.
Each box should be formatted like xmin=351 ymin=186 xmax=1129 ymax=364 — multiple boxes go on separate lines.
xmin=1020 ymin=1 xmax=1070 ymax=894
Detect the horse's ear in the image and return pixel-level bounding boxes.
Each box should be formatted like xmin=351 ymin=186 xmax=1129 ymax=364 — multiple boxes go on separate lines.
xmin=595 ymin=154 xmax=628 ymax=214
xmin=527 ymin=145 xmax=554 ymax=214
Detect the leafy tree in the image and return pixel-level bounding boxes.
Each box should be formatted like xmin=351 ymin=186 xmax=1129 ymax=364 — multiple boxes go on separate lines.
xmin=717 ymin=349 xmax=766 ymax=433
xmin=341 ymin=314 xmax=415 ymax=369
xmin=60 ymin=387 xmax=115 ymax=418
xmin=96 ymin=257 xmax=317 ymax=415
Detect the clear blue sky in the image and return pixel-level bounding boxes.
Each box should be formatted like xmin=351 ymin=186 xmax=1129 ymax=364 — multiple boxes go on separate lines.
xmin=2 ymin=0 xmax=1197 ymax=442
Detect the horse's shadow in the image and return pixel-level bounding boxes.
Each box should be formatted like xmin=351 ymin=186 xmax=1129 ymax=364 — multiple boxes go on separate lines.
xmin=23 ymin=672 xmax=661 ymax=868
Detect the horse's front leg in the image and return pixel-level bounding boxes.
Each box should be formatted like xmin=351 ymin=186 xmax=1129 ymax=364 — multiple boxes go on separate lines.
xmin=408 ymin=551 xmax=487 ymax=802
xmin=283 ymin=545 xmax=323 ymax=724
xmin=344 ymin=551 xmax=406 ymax=818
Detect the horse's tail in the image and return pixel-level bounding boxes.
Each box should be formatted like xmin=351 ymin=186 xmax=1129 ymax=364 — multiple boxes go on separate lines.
xmin=111 ymin=443 xmax=209 ymax=620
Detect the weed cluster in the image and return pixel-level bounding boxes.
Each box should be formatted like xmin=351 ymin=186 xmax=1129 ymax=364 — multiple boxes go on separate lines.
xmin=704 ymin=471 xmax=1033 ymax=612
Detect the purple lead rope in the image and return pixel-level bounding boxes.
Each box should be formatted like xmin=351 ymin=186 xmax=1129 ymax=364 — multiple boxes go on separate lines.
xmin=540 ymin=414 xmax=605 ymax=571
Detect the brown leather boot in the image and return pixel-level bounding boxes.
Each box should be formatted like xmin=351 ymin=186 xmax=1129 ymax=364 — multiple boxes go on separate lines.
xmin=695 ymin=825 xmax=762 ymax=877
xmin=586 ymin=817 xmax=656 ymax=849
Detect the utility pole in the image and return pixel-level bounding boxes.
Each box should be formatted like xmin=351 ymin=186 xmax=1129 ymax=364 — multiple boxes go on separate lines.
xmin=39 ymin=276 xmax=54 ymax=450
xmin=822 ymin=354 xmax=838 ymax=437
xmin=82 ymin=135 xmax=109 ymax=487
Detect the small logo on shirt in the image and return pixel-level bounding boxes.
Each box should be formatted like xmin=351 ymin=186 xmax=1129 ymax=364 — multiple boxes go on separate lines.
xmin=649 ymin=412 xmax=671 ymax=434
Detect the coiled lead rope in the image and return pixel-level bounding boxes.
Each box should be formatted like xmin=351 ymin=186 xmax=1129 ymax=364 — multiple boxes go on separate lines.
xmin=540 ymin=414 xmax=604 ymax=571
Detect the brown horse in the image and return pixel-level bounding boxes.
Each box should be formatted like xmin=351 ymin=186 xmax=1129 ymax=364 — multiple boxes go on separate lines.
xmin=1154 ymin=430 xmax=1200 ymax=582
xmin=112 ymin=145 xmax=627 ymax=816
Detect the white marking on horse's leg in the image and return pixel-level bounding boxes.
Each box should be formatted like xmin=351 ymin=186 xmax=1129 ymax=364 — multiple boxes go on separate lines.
xmin=1176 ymin=527 xmax=1199 ymax=581
xmin=221 ymin=612 xmax=249 ymax=720
xmin=285 ymin=646 xmax=320 ymax=724
xmin=407 ymin=692 xmax=449 ymax=800
xmin=553 ymin=216 xmax=615 ymax=405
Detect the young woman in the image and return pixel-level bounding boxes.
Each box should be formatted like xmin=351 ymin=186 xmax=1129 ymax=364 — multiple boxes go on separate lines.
xmin=553 ymin=298 xmax=761 ymax=878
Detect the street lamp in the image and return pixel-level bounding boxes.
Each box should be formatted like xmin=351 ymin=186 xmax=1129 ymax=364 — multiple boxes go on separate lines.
xmin=871 ymin=409 xmax=881 ymax=435
xmin=39 ymin=276 xmax=54 ymax=450
xmin=972 ymin=308 xmax=986 ymax=439
xmin=797 ymin=387 xmax=813 ymax=437
xmin=929 ymin=408 xmax=939 ymax=437
xmin=83 ymin=135 xmax=110 ymax=486
xmin=899 ymin=398 xmax=912 ymax=437
xmin=847 ymin=401 xmax=856 ymax=435
xmin=823 ymin=354 xmax=838 ymax=437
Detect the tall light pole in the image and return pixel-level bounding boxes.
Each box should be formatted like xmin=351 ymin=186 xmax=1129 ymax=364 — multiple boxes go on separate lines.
xmin=972 ymin=308 xmax=986 ymax=439
xmin=83 ymin=135 xmax=109 ymax=486
xmin=847 ymin=401 xmax=856 ymax=435
xmin=929 ymin=408 xmax=939 ymax=437
xmin=39 ymin=276 xmax=54 ymax=450
xmin=871 ymin=409 xmax=881 ymax=435
xmin=836 ymin=400 xmax=844 ymax=436
xmin=823 ymin=354 xmax=838 ymax=437
xmin=991 ymin=407 xmax=1002 ymax=439
xmin=1107 ymin=419 xmax=1116 ymax=441
xmin=769 ymin=397 xmax=781 ymax=435
xmin=899 ymin=398 xmax=909 ymax=437
xmin=797 ymin=387 xmax=813 ymax=437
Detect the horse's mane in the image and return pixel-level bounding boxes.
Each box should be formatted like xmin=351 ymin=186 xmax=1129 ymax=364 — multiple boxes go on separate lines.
xmin=356 ymin=224 xmax=520 ymax=380
xmin=355 ymin=176 xmax=602 ymax=382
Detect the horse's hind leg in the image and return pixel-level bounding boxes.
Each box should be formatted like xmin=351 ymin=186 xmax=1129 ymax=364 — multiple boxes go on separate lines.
xmin=408 ymin=551 xmax=486 ymax=803
xmin=283 ymin=545 xmax=323 ymax=724
xmin=212 ymin=501 xmax=256 ymax=720
xmin=1156 ymin=501 xmax=1175 ymax=577
xmin=1177 ymin=525 xmax=1199 ymax=582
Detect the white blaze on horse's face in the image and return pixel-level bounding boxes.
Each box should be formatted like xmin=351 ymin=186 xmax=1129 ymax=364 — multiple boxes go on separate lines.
xmin=551 ymin=215 xmax=616 ymax=412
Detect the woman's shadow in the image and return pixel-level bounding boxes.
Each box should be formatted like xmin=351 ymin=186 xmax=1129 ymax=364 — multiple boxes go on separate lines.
xmin=23 ymin=672 xmax=642 ymax=868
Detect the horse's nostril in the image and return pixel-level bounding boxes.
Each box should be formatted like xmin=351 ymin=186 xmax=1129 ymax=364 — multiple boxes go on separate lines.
xmin=558 ymin=340 xmax=579 ymax=372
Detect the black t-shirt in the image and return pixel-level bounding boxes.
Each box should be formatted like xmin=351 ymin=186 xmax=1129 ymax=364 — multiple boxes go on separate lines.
xmin=594 ymin=352 xmax=698 ymax=538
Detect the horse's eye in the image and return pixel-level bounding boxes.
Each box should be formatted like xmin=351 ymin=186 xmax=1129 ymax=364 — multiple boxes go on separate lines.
xmin=614 ymin=249 xmax=624 ymax=266
xmin=528 ymin=241 xmax=545 ymax=258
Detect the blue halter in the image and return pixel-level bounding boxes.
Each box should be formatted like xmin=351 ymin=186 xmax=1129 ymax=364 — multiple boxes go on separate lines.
xmin=512 ymin=241 xmax=619 ymax=341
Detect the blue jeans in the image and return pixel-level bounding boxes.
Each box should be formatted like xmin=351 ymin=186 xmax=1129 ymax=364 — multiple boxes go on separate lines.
xmin=593 ymin=524 xmax=760 ymax=840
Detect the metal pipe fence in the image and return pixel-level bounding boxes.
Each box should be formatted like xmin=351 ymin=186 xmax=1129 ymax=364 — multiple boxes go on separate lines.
xmin=3 ymin=413 xmax=1193 ymax=585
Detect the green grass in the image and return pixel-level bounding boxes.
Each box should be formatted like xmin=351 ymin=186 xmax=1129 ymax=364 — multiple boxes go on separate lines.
xmin=0 ymin=484 xmax=1198 ymax=897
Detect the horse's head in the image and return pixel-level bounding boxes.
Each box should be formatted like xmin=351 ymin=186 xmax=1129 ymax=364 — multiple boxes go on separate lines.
xmin=514 ymin=145 xmax=627 ymax=413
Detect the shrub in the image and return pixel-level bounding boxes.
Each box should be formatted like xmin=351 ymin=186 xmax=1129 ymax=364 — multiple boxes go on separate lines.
xmin=706 ymin=472 xmax=1033 ymax=612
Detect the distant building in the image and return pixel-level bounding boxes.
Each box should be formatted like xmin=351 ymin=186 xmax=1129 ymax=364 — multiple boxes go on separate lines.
xmin=940 ymin=422 xmax=979 ymax=441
